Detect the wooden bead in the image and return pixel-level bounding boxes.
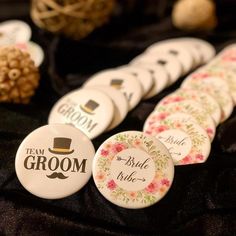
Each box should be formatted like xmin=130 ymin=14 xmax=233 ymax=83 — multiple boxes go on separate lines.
xmin=8 ymin=69 xmax=21 ymax=80
xmin=9 ymin=60 xmax=20 ymax=68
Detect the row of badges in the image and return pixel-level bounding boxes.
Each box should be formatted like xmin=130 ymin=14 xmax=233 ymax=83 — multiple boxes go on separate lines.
xmin=0 ymin=20 xmax=44 ymax=66
xmin=14 ymin=37 xmax=223 ymax=209
xmin=144 ymin=43 xmax=236 ymax=166
xmin=48 ymin=38 xmax=216 ymax=139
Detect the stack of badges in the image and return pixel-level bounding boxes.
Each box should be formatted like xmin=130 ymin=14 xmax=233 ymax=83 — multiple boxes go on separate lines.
xmin=48 ymin=37 xmax=216 ymax=137
xmin=0 ymin=19 xmax=44 ymax=66
xmin=83 ymin=37 xmax=216 ymax=102
xmin=144 ymin=42 xmax=236 ymax=166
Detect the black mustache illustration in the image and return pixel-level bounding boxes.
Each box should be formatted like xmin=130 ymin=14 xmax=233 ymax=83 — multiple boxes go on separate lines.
xmin=46 ymin=172 xmax=68 ymax=179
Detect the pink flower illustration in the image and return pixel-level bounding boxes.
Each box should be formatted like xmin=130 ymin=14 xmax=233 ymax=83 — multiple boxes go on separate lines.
xmin=134 ymin=139 xmax=141 ymax=146
xmin=101 ymin=149 xmax=109 ymax=157
xmin=162 ymin=100 xmax=170 ymax=105
xmin=145 ymin=130 xmax=152 ymax=135
xmin=162 ymin=96 xmax=184 ymax=104
xmin=206 ymin=128 xmax=213 ymax=135
xmin=96 ymin=172 xmax=106 ymax=182
xmin=148 ymin=120 xmax=155 ymax=126
xmin=175 ymin=122 xmax=182 ymax=128
xmin=192 ymin=73 xmax=209 ymax=79
xmin=161 ymin=178 xmax=170 ymax=187
xmin=112 ymin=142 xmax=126 ymax=153
xmin=107 ymin=180 xmax=117 ymax=190
xmin=145 ymin=181 xmax=159 ymax=193
xmin=157 ymin=112 xmax=169 ymax=120
xmin=162 ymin=97 xmax=174 ymax=105
xmin=222 ymin=51 xmax=236 ymax=61
xmin=129 ymin=191 xmax=137 ymax=198
xmin=173 ymin=96 xmax=184 ymax=102
xmin=175 ymin=106 xmax=181 ymax=112
xmin=181 ymin=155 xmax=191 ymax=164
xmin=196 ymin=154 xmax=204 ymax=161
xmin=155 ymin=125 xmax=168 ymax=133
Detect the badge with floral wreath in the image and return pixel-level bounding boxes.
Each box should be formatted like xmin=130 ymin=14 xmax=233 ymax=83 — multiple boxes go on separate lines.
xmin=154 ymin=100 xmax=215 ymax=141
xmin=181 ymin=78 xmax=233 ymax=122
xmin=143 ymin=114 xmax=211 ymax=165
xmin=192 ymin=65 xmax=236 ymax=105
xmin=93 ymin=131 xmax=174 ymax=208
xmin=158 ymin=89 xmax=221 ymax=125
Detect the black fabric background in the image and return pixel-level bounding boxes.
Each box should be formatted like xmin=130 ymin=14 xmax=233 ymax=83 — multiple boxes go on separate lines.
xmin=1 ymin=1 xmax=236 ymax=235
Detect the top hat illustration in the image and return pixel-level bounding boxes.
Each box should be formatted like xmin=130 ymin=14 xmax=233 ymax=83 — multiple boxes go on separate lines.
xmin=169 ymin=49 xmax=178 ymax=56
xmin=48 ymin=137 xmax=74 ymax=155
xmin=80 ymin=99 xmax=99 ymax=115
xmin=157 ymin=60 xmax=167 ymax=66
xmin=110 ymin=79 xmax=123 ymax=89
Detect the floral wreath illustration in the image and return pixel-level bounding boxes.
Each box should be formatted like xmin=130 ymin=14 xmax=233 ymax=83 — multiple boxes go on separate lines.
xmin=159 ymin=90 xmax=219 ymax=122
xmin=155 ymin=102 xmax=215 ymax=140
xmin=145 ymin=115 xmax=208 ymax=165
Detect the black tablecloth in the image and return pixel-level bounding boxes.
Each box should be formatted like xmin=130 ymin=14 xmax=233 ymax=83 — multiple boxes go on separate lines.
xmin=1 ymin=1 xmax=236 ymax=235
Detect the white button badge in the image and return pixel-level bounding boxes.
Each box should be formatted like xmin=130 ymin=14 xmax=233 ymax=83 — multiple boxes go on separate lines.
xmin=15 ymin=124 xmax=95 ymax=199
xmin=0 ymin=20 xmax=31 ymax=46
xmin=48 ymin=88 xmax=114 ymax=139
xmin=84 ymin=70 xmax=143 ymax=111
xmin=85 ymin=85 xmax=128 ymax=131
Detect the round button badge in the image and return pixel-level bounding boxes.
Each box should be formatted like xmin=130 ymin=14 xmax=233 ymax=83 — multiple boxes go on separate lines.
xmin=84 ymin=70 xmax=143 ymax=111
xmin=177 ymin=41 xmax=203 ymax=68
xmin=181 ymin=77 xmax=234 ymax=122
xmin=0 ymin=20 xmax=31 ymax=46
xmin=192 ymin=65 xmax=236 ymax=105
xmin=85 ymin=85 xmax=128 ymax=131
xmin=143 ymin=113 xmax=211 ymax=165
xmin=146 ymin=41 xmax=194 ymax=75
xmin=15 ymin=124 xmax=95 ymax=199
xmin=48 ymin=88 xmax=114 ymax=139
xmin=175 ymin=37 xmax=216 ymax=64
xmin=211 ymin=44 xmax=236 ymax=72
xmin=118 ymin=65 xmax=154 ymax=97
xmin=154 ymin=100 xmax=216 ymax=141
xmin=131 ymin=52 xmax=182 ymax=84
xmin=183 ymin=75 xmax=230 ymax=93
xmin=137 ymin=64 xmax=169 ymax=99
xmin=93 ymin=131 xmax=174 ymax=209
xmin=149 ymin=38 xmax=203 ymax=68
xmin=158 ymin=89 xmax=222 ymax=126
